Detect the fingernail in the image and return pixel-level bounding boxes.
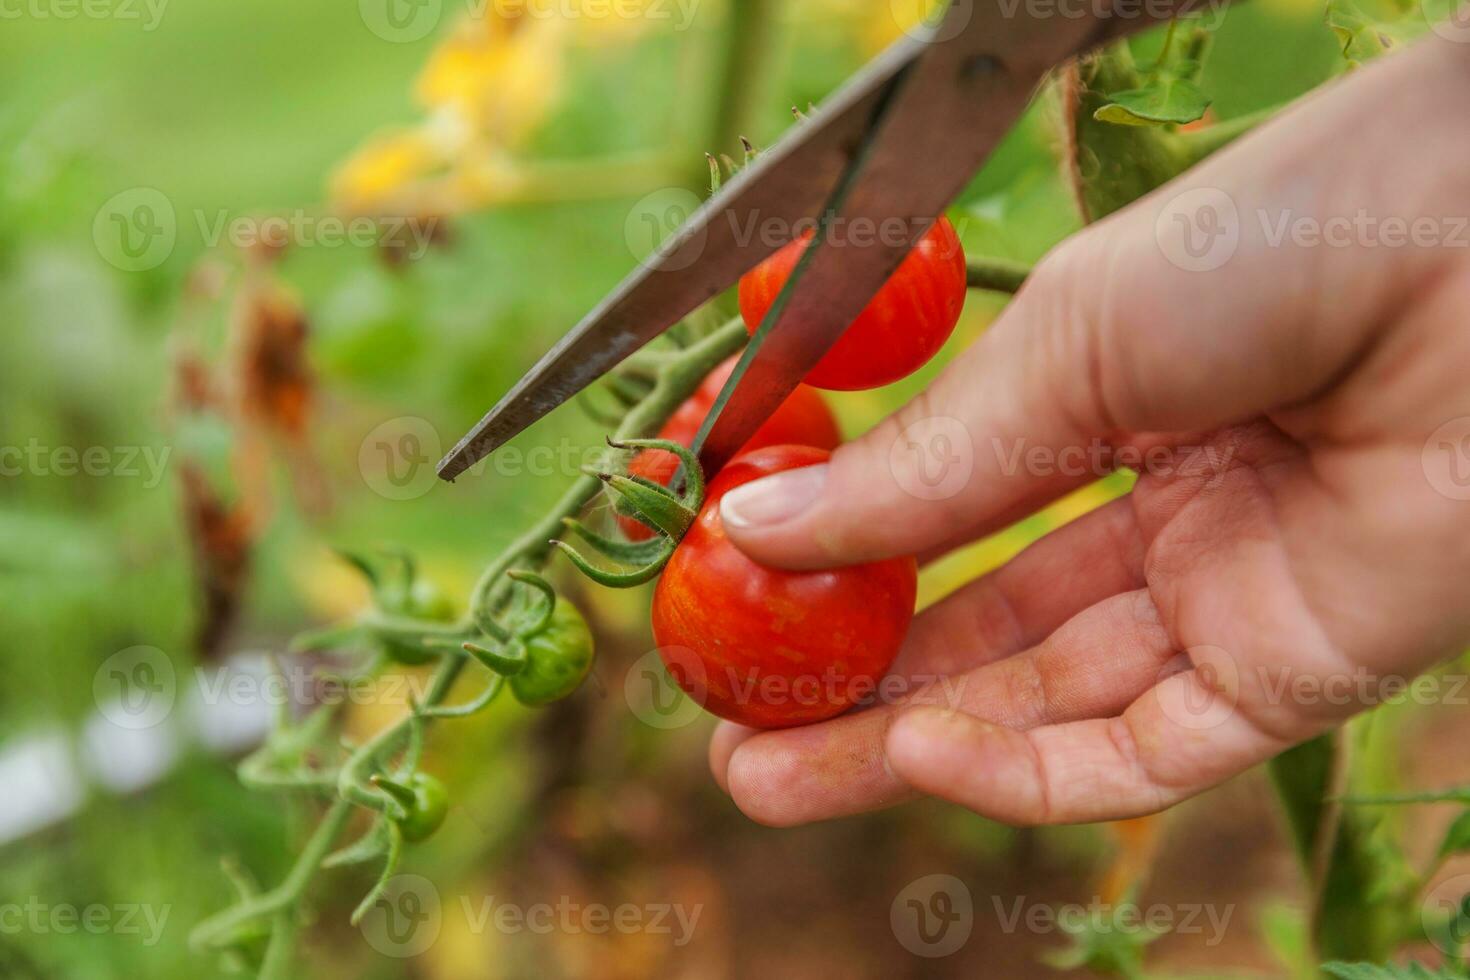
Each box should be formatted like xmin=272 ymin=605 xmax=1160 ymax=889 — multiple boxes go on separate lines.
xmin=720 ymin=464 xmax=828 ymax=529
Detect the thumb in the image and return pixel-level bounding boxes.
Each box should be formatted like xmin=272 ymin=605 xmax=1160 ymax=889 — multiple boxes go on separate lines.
xmin=718 ymin=35 xmax=1470 ymax=570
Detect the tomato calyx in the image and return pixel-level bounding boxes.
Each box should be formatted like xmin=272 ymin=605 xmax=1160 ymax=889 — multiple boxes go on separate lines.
xmin=371 ymin=771 xmax=448 ymax=843
xmin=291 ymin=548 xmax=460 ymax=665
xmin=552 ymin=436 xmax=706 ymax=589
xmin=437 ymin=570 xmax=596 ymax=708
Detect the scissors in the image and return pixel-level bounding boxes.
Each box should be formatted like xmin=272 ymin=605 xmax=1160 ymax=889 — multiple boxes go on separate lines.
xmin=437 ymin=0 xmax=1220 ymax=483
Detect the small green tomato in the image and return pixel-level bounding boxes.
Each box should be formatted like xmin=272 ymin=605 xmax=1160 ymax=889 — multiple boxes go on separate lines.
xmin=509 ymin=600 xmax=594 ymax=706
xmin=373 ymin=772 xmax=448 ymax=842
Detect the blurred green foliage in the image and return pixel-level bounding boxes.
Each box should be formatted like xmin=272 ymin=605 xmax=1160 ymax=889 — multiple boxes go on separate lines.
xmin=0 ymin=0 xmax=1395 ymax=977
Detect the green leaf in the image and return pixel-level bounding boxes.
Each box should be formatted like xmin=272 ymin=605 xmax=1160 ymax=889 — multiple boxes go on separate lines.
xmin=1323 ymin=962 xmax=1466 ymax=980
xmin=1325 ymin=0 xmax=1420 ymax=66
xmin=1040 ymin=894 xmax=1165 ymax=978
xmin=1093 ymin=76 xmax=1211 ymax=127
xmin=1345 ymin=786 xmax=1470 ymax=807
xmin=1439 ymin=810 xmax=1470 ymax=860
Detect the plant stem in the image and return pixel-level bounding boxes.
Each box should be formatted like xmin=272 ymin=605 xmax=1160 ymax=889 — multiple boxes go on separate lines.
xmin=1176 ymin=103 xmax=1283 ymax=166
xmin=1059 ymin=46 xmax=1190 ymax=223
xmin=467 ymin=317 xmax=747 ymax=621
xmin=190 ymin=797 xmax=353 ymax=951
xmin=198 ymin=315 xmax=748 ymax=978
xmin=708 ymin=0 xmax=778 ymax=161
xmin=966 ymin=257 xmax=1032 ymax=294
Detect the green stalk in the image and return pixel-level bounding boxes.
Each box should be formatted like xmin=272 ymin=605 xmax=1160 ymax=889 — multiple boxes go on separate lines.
xmin=708 ymin=0 xmax=778 ymax=162
xmin=466 ymin=317 xmax=746 ymax=622
xmin=190 ymin=798 xmax=353 ymax=952
xmin=966 ymin=257 xmax=1032 ymax=294
xmin=1060 ymin=45 xmax=1190 ymax=223
xmin=1176 ymin=103 xmax=1283 ymax=166
xmin=198 ymin=316 xmax=748 ymax=978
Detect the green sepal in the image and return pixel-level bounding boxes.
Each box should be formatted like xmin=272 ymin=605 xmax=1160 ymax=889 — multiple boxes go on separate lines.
xmin=505 ymin=570 xmax=556 ymax=636
xmin=610 ymin=436 xmax=705 ymax=507
xmin=377 ymin=546 xmax=417 ymax=591
xmin=334 ymin=548 xmax=380 ymax=592
xmin=322 ymin=819 xmax=391 ymax=870
xmin=463 ymin=639 xmax=527 ymax=677
xmin=349 ymin=822 xmax=404 ymax=927
xmin=368 ymin=774 xmax=416 ymax=815
xmin=601 ymin=474 xmax=696 ymax=539
xmin=561 ymin=517 xmax=672 ymax=564
xmin=219 ymin=856 xmax=261 ymax=902
xmin=552 ymin=538 xmax=674 ymax=588
xmin=415 ymin=672 xmax=505 ymax=719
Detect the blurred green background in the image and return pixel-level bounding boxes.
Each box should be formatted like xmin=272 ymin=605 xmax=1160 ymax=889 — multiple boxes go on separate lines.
xmin=2 ymin=0 xmax=1447 ymax=977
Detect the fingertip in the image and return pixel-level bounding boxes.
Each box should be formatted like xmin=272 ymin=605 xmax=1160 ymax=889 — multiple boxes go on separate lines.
xmin=708 ymin=721 xmax=758 ymax=795
xmin=725 ymin=737 xmax=815 ymax=828
xmin=718 ymin=464 xmax=839 ymax=570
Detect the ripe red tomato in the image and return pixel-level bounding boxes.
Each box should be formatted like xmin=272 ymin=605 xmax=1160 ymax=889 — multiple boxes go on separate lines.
xmin=619 ymin=356 xmax=840 ymax=540
xmin=737 ymin=215 xmax=967 ymax=391
xmin=650 ymin=445 xmax=917 ymax=729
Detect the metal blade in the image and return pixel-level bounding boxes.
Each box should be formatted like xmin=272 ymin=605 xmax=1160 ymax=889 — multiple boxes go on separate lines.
xmin=694 ymin=0 xmax=1219 ymax=474
xmin=436 ymin=34 xmax=930 ymax=481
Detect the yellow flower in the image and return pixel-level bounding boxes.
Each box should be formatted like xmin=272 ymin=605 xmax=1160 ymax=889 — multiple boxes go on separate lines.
xmin=329 ymin=128 xmax=444 ymax=212
xmin=333 ymin=0 xmax=677 ymax=212
xmin=415 ymin=12 xmax=570 ymax=147
xmin=863 ymin=0 xmax=947 ymax=54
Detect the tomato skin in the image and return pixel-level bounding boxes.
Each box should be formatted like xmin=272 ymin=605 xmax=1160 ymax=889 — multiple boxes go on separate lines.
xmin=619 ymin=356 xmax=840 ymax=540
xmin=509 ymin=600 xmax=595 ymax=706
xmin=737 ymin=216 xmax=967 ymax=391
xmin=650 ymin=446 xmax=917 ymax=729
xmin=394 ymin=773 xmax=448 ymax=842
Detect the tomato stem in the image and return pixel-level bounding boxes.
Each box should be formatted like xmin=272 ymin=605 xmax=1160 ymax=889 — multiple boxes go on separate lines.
xmin=965 ymin=257 xmax=1032 ymax=294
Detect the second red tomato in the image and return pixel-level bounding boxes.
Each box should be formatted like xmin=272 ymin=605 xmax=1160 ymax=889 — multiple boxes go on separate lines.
xmin=737 ymin=215 xmax=967 ymax=391
xmin=619 ymin=356 xmax=840 ymax=541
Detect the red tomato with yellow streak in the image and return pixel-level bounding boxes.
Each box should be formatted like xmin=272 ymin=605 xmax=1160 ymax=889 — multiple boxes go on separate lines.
xmin=620 ymin=357 xmax=840 ymax=541
xmin=651 ymin=446 xmax=917 ymax=728
xmin=737 ymin=215 xmax=967 ymax=391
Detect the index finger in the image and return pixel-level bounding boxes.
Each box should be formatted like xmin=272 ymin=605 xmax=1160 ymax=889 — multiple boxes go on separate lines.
xmin=718 ymin=35 xmax=1468 ymax=570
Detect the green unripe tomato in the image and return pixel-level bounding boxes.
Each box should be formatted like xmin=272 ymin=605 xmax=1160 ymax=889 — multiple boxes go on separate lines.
xmin=391 ymin=773 xmax=448 ymax=842
xmin=378 ymin=579 xmax=457 ymax=666
xmin=509 ymin=600 xmax=594 ymax=706
xmin=404 ymin=579 xmax=456 ymax=621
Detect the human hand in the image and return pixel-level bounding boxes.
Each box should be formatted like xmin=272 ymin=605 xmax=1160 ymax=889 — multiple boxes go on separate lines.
xmin=706 ymin=35 xmax=1470 ymax=826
